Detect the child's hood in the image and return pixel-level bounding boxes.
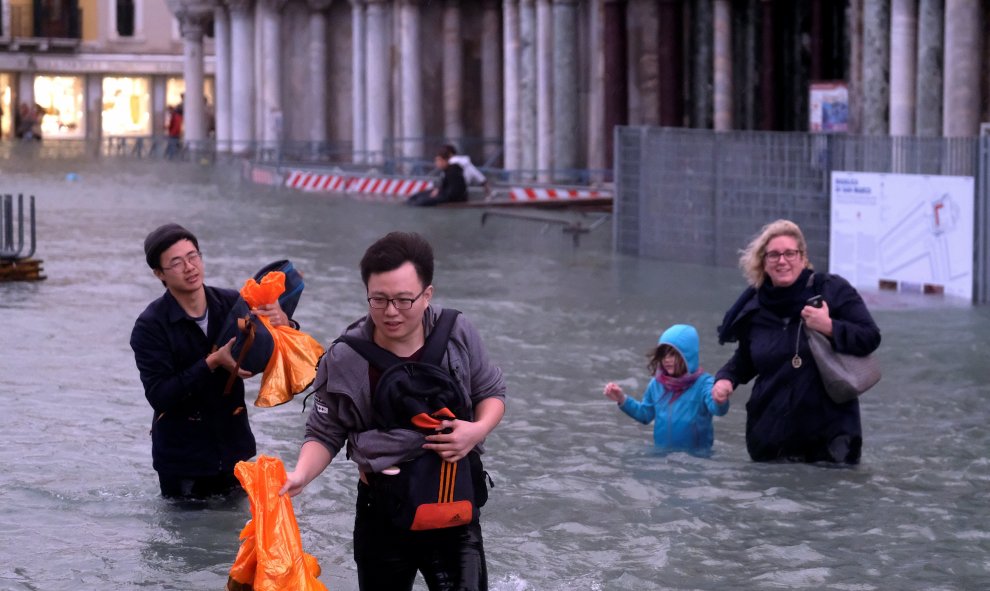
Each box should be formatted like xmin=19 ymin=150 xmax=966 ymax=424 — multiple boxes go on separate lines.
xmin=658 ymin=324 xmax=700 ymax=373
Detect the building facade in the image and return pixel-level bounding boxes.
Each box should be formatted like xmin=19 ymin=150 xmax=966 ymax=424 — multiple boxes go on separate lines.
xmin=2 ymin=1 xmax=988 ymax=173
xmin=0 ymin=0 xmax=212 ymax=142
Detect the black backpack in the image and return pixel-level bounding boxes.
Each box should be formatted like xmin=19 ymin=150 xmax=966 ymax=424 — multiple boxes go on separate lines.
xmin=337 ymin=309 xmax=489 ymax=530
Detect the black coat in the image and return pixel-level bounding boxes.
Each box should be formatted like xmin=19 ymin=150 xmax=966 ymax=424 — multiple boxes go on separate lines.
xmin=130 ymin=286 xmax=256 ymax=476
xmin=716 ymin=272 xmax=881 ymax=463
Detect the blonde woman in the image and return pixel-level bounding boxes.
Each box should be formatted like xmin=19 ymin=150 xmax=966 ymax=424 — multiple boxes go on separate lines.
xmin=711 ymin=219 xmax=880 ymax=464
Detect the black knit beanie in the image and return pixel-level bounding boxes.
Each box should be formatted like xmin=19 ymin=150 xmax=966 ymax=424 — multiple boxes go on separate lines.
xmin=144 ymin=223 xmax=199 ymax=269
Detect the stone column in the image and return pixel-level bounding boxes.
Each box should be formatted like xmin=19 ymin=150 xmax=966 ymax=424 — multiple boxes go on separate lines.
xmin=503 ymin=0 xmax=521 ymax=171
xmin=152 ymin=76 xmax=168 ymax=136
xmin=259 ymin=0 xmax=285 ymax=147
xmin=400 ymin=0 xmax=422 ymax=160
xmin=846 ymin=0 xmax=862 ymax=134
xmin=86 ymin=75 xmax=103 ymax=143
xmin=691 ymin=0 xmax=713 ymax=129
xmin=889 ymin=0 xmax=916 ymax=136
xmin=443 ymin=0 xmax=463 ymax=144
xmin=759 ymin=0 xmax=777 ymax=130
xmin=740 ymin=0 xmax=758 ymax=130
xmin=658 ymin=0 xmax=683 ymax=127
xmin=635 ymin=2 xmax=660 ymax=126
xmin=351 ymin=0 xmax=367 ymax=161
xmin=308 ymin=0 xmax=332 ymax=145
xmin=862 ymin=0 xmax=889 ymax=136
xmin=229 ymin=0 xmax=256 ymax=154
xmin=481 ymin=0 xmax=502 ymax=160
xmin=519 ymin=0 xmax=537 ymax=178
xmin=366 ymin=0 xmax=390 ymax=161
xmin=213 ymin=4 xmax=231 ymax=151
xmin=914 ymin=0 xmax=942 ymax=137
xmin=943 ymin=0 xmax=981 ymax=137
xmin=603 ymin=0 xmax=627 ymax=165
xmin=553 ymin=0 xmax=578 ymax=177
xmin=179 ymin=14 xmax=208 ymax=146
xmin=713 ymin=0 xmax=732 ymax=130
xmin=587 ymin=0 xmax=605 ymax=171
xmin=166 ymin=0 xmax=216 ymax=147
xmin=536 ymin=0 xmax=553 ymax=178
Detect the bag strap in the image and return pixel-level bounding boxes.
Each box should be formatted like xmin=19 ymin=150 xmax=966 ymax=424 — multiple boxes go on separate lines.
xmin=806 ymin=271 xmax=828 ymax=295
xmin=224 ymin=315 xmax=256 ymax=395
xmin=336 ymin=308 xmax=461 ymax=370
xmin=420 ymin=309 xmax=460 ymax=365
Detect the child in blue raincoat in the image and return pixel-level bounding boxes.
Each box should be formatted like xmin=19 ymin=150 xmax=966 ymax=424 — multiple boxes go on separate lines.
xmin=603 ymin=324 xmax=728 ymax=456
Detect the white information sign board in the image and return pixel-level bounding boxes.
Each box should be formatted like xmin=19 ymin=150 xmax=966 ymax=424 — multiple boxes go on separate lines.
xmin=829 ymin=171 xmax=975 ymax=300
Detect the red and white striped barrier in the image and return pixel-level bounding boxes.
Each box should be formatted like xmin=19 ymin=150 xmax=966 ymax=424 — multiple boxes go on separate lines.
xmin=285 ymin=170 xmax=350 ymax=192
xmin=284 ymin=170 xmax=433 ymax=199
xmin=347 ymin=177 xmax=433 ymax=201
xmin=244 ymin=162 xmax=283 ymax=186
xmin=508 ymin=187 xmax=611 ymax=202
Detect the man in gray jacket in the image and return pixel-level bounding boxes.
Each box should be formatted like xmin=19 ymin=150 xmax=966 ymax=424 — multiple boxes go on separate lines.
xmin=281 ymin=231 xmax=506 ymax=590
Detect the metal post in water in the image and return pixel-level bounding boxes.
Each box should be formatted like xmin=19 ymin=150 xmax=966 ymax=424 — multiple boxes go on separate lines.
xmin=2 ymin=194 xmax=12 ymax=254
xmin=0 ymin=193 xmax=44 ymax=281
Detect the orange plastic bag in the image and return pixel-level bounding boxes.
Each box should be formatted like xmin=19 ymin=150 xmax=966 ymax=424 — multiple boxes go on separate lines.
xmin=227 ymin=455 xmax=328 ymax=591
xmin=240 ymin=272 xmax=325 ymax=407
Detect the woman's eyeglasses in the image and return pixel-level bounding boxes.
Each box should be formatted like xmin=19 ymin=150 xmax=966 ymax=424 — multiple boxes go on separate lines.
xmin=764 ymin=249 xmax=802 ymax=263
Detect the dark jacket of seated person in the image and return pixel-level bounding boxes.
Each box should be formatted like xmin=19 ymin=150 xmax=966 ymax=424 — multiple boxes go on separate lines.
xmin=407 ymin=155 xmax=468 ymax=207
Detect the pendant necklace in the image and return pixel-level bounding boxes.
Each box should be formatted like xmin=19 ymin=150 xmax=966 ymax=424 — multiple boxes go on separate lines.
xmin=792 ymin=319 xmax=804 ymax=369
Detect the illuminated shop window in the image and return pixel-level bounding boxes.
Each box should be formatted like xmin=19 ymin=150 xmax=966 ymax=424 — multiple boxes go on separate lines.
xmin=102 ymin=76 xmax=151 ymax=136
xmin=34 ymin=75 xmax=85 ymax=139
xmin=166 ymin=77 xmax=184 ymax=111
xmin=0 ymin=75 xmax=12 ymax=140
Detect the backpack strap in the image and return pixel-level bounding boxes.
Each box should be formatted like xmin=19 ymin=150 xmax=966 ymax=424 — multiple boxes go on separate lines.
xmin=419 ymin=309 xmax=461 ymax=366
xmin=335 ymin=308 xmax=462 ymax=370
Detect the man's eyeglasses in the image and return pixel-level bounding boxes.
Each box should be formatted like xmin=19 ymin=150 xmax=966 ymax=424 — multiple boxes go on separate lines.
xmin=367 ymin=288 xmax=427 ymax=310
xmin=764 ymin=249 xmax=802 ymax=263
xmin=162 ymin=251 xmax=202 ymax=271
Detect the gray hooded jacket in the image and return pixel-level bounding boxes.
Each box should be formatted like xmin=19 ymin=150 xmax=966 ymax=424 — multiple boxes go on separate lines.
xmin=304 ymin=305 xmax=506 ymax=474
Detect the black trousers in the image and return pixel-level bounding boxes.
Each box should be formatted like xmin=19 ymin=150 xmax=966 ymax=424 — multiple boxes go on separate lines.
xmin=157 ymin=471 xmax=241 ymax=499
xmin=353 ymin=480 xmax=488 ymax=591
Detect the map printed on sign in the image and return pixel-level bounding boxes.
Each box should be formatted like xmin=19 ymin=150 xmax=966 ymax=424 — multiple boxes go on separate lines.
xmin=829 ymin=171 xmax=975 ymax=301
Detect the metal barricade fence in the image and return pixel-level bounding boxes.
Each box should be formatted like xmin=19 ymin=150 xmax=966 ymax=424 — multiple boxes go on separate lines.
xmin=614 ymin=126 xmax=989 ymax=303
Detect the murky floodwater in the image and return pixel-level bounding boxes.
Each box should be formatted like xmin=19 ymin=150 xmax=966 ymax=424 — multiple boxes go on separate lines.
xmin=2 ymin=156 xmax=989 ymax=590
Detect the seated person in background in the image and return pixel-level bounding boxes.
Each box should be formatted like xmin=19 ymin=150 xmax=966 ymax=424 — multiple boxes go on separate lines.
xmin=407 ymin=146 xmax=468 ymax=207
xmin=444 ymin=144 xmax=491 ymax=198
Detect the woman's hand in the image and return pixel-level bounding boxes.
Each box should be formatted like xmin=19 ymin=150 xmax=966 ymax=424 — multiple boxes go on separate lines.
xmin=801 ymin=299 xmax=834 ymax=337
xmin=603 ymin=382 xmax=626 ymax=404
xmin=712 ymin=378 xmax=734 ymax=404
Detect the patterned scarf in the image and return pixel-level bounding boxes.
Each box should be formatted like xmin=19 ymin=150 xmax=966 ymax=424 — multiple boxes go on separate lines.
xmin=657 ymin=368 xmax=704 ymax=404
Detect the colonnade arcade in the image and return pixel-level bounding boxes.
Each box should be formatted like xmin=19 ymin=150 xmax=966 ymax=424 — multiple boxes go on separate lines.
xmin=167 ymin=0 xmax=587 ymax=174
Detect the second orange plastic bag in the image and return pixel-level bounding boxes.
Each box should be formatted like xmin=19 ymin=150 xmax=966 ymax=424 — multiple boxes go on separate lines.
xmin=227 ymin=455 xmax=328 ymax=591
xmin=240 ymin=271 xmax=324 ymax=407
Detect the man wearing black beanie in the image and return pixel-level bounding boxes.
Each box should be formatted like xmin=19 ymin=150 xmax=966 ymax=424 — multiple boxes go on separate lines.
xmin=130 ymin=223 xmax=291 ymax=499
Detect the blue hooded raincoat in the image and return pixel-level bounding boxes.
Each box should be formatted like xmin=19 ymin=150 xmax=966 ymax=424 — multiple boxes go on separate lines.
xmin=619 ymin=324 xmax=728 ymax=455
